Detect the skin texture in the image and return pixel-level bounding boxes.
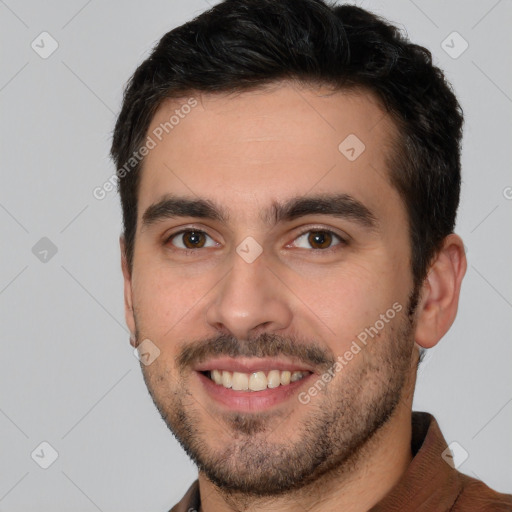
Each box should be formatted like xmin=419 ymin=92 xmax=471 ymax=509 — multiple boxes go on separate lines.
xmin=120 ymin=81 xmax=467 ymax=512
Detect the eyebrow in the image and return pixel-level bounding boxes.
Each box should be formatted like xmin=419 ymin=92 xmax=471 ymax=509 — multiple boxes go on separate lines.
xmin=141 ymin=193 xmax=378 ymax=231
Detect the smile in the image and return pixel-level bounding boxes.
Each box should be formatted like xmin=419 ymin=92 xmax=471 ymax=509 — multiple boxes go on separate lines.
xmin=203 ymin=369 xmax=312 ymax=392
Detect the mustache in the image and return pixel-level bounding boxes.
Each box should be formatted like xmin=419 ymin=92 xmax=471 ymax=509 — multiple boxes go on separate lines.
xmin=175 ymin=332 xmax=336 ymax=374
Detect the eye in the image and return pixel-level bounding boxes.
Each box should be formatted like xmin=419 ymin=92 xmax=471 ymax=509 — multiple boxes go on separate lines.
xmin=291 ymin=230 xmax=346 ymax=250
xmin=166 ymin=230 xmax=218 ymax=250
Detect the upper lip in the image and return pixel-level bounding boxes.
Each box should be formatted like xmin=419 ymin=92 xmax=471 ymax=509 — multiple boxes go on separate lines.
xmin=194 ymin=357 xmax=316 ymax=374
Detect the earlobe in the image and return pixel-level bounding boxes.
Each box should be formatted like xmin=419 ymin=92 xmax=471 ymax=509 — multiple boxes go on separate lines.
xmin=413 ymin=234 xmax=467 ymax=349
xmin=120 ymin=235 xmax=137 ymax=342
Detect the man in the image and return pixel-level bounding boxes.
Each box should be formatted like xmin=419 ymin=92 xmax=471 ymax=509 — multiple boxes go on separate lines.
xmin=110 ymin=0 xmax=512 ymax=510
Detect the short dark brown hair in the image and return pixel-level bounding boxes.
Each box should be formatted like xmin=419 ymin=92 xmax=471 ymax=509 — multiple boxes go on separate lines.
xmin=111 ymin=0 xmax=464 ymax=294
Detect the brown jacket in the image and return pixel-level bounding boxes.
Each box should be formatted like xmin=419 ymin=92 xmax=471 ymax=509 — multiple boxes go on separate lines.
xmin=169 ymin=412 xmax=512 ymax=511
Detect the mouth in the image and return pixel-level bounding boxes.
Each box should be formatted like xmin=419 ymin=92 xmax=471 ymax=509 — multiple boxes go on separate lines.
xmin=194 ymin=357 xmax=316 ymax=412
xmin=200 ymin=369 xmax=312 ymax=391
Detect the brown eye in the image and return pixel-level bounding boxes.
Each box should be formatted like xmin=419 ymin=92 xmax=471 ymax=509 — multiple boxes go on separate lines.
xmin=182 ymin=231 xmax=206 ymax=248
xmin=308 ymin=231 xmax=333 ymax=249
xmin=292 ymin=230 xmax=345 ymax=250
xmin=168 ymin=230 xmax=216 ymax=250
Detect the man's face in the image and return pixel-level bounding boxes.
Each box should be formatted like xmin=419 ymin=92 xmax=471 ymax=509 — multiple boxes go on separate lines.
xmin=123 ymin=83 xmax=419 ymax=495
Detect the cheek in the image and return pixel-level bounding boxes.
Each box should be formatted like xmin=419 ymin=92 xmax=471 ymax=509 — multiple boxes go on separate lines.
xmin=132 ymin=266 xmax=180 ymax=336
xmin=289 ymin=258 xmax=404 ymax=349
xmin=132 ymin=261 xmax=217 ymax=341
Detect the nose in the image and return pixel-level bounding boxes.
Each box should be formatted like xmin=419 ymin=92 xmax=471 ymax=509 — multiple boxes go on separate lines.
xmin=205 ymin=251 xmax=293 ymax=340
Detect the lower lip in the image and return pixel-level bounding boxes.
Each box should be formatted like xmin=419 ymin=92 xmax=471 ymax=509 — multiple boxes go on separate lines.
xmin=196 ymin=371 xmax=314 ymax=412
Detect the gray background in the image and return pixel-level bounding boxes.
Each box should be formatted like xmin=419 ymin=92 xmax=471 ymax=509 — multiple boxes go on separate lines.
xmin=1 ymin=0 xmax=511 ymax=510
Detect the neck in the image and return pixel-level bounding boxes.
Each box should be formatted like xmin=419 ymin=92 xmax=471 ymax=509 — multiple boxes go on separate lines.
xmin=198 ymin=402 xmax=413 ymax=512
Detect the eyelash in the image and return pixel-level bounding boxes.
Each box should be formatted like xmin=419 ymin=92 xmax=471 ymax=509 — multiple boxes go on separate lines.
xmin=164 ymin=227 xmax=347 ymax=254
xmin=291 ymin=228 xmax=347 ymax=252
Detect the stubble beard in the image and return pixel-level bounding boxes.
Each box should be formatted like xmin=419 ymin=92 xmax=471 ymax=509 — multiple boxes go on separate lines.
xmin=137 ymin=304 xmax=416 ymax=497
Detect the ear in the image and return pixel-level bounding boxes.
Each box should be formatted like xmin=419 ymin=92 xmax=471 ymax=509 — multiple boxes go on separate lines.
xmin=414 ymin=233 xmax=467 ymax=348
xmin=120 ymin=235 xmax=137 ymax=347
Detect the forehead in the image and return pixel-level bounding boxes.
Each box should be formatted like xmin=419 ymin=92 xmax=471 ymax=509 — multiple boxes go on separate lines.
xmin=137 ymin=82 xmax=403 ymax=226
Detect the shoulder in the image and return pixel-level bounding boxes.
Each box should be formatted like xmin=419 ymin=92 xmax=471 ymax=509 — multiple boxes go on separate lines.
xmin=452 ymin=473 xmax=512 ymax=511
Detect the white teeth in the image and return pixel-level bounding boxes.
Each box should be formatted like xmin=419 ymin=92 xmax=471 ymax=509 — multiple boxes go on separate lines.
xmin=221 ymin=370 xmax=232 ymax=388
xmin=280 ymin=370 xmax=291 ymax=385
xmin=207 ymin=369 xmax=310 ymax=391
xmin=249 ymin=371 xmax=267 ymax=391
xmin=232 ymin=372 xmax=249 ymax=390
xmin=267 ymin=370 xmax=281 ymax=389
